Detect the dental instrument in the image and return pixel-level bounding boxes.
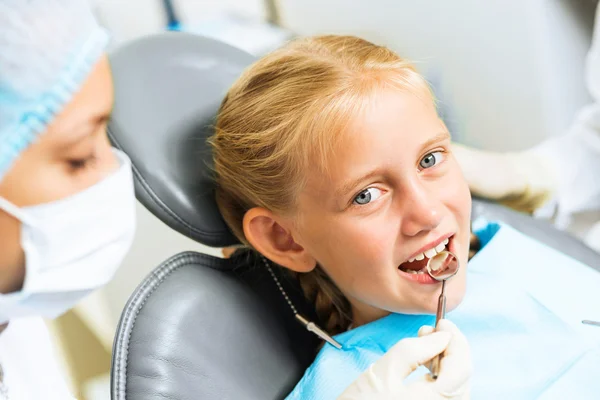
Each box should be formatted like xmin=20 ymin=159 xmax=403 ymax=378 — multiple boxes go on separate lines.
xmin=427 ymin=250 xmax=460 ymax=379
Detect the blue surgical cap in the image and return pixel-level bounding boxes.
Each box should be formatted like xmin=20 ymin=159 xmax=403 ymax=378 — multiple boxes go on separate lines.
xmin=0 ymin=0 xmax=109 ymax=181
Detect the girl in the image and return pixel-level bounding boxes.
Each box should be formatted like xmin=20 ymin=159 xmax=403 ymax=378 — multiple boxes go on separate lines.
xmin=211 ymin=33 xmax=600 ymax=400
xmin=211 ymin=35 xmax=472 ymax=398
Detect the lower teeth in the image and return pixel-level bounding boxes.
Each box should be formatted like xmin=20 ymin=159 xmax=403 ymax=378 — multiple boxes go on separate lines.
xmin=401 ymin=268 xmax=426 ymax=274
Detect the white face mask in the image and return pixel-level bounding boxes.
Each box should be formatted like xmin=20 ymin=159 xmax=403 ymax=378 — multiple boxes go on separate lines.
xmin=0 ymin=148 xmax=136 ymax=323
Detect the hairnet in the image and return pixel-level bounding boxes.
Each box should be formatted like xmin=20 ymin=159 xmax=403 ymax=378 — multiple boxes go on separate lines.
xmin=0 ymin=0 xmax=109 ymax=181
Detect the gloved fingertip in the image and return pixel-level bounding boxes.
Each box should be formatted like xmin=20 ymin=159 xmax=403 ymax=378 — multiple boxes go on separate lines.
xmin=418 ymin=325 xmax=435 ymax=337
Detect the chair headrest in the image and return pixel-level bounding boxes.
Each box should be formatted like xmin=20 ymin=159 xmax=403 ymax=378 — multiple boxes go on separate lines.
xmin=108 ymin=32 xmax=255 ymax=247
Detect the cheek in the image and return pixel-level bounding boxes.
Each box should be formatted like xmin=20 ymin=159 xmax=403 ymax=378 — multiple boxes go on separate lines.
xmin=442 ymin=166 xmax=471 ymax=310
xmin=441 ymin=163 xmax=472 ymax=222
xmin=0 ymin=130 xmax=117 ymax=208
xmin=300 ymin=213 xmax=396 ymax=280
xmin=334 ymin=215 xmax=396 ymax=264
xmin=95 ymin=131 xmax=119 ymax=176
xmin=438 ymin=164 xmax=472 ymax=265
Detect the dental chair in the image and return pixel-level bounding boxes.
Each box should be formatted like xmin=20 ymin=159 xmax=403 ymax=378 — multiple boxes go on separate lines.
xmin=107 ymin=33 xmax=600 ymax=400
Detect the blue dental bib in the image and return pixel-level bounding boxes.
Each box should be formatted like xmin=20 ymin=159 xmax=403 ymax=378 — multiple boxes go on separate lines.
xmin=286 ymin=221 xmax=600 ymax=400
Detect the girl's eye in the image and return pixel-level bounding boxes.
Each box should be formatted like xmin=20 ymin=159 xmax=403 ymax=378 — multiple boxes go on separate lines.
xmin=353 ymin=187 xmax=383 ymax=206
xmin=419 ymin=151 xmax=445 ymax=169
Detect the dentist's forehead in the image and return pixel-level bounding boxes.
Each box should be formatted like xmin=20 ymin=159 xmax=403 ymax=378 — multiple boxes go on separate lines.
xmin=0 ymin=0 xmax=108 ymax=181
xmin=48 ymin=57 xmax=114 ymax=150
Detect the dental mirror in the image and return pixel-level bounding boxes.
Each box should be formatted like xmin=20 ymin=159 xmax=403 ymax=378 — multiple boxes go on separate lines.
xmin=427 ymin=250 xmax=459 ymax=281
xmin=426 ymin=250 xmax=460 ymax=379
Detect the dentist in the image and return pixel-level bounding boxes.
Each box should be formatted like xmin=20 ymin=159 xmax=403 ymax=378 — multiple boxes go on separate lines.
xmin=0 ymin=1 xmax=136 ymax=398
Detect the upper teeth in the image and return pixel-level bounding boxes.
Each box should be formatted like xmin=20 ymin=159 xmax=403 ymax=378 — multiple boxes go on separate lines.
xmin=407 ymin=238 xmax=449 ymax=263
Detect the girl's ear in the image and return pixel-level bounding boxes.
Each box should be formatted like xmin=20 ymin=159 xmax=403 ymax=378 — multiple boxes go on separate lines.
xmin=243 ymin=207 xmax=317 ymax=272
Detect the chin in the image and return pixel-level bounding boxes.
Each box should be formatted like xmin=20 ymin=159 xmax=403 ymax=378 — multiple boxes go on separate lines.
xmin=421 ymin=279 xmax=467 ymax=315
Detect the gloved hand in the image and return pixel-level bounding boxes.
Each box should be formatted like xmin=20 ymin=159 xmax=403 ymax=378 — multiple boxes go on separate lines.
xmin=452 ymin=143 xmax=555 ymax=214
xmin=338 ymin=319 xmax=472 ymax=400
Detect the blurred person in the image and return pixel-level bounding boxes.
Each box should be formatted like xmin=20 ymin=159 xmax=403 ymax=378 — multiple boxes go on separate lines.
xmin=0 ymin=1 xmax=136 ymax=397
xmin=453 ymin=3 xmax=600 ymax=250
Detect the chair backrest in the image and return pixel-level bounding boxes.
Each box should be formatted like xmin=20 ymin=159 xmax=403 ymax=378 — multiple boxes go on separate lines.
xmin=108 ymin=32 xmax=241 ymax=247
xmin=107 ymin=32 xmax=600 ymax=400
xmin=108 ymin=33 xmax=319 ymax=400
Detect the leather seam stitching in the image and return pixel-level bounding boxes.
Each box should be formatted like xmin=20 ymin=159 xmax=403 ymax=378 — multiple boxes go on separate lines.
xmin=113 ymin=251 xmax=225 ymax=398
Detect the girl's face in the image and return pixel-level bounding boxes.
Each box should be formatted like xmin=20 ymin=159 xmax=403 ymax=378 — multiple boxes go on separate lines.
xmin=292 ymin=88 xmax=471 ymax=326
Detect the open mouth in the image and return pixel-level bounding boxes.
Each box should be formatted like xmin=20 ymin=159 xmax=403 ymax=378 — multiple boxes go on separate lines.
xmin=398 ymin=236 xmax=452 ymax=274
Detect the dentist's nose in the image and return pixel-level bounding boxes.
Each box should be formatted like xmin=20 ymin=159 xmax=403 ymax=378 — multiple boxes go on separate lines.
xmin=399 ymin=180 xmax=444 ymax=237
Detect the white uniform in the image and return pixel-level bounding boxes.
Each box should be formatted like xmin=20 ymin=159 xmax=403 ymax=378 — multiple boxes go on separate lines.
xmin=534 ymin=4 xmax=600 ymax=244
xmin=0 ymin=318 xmax=74 ymax=399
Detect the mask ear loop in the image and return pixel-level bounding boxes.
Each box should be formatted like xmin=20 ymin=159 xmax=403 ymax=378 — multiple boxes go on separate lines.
xmin=0 ymin=196 xmax=34 ymax=225
xmin=260 ymin=255 xmax=342 ymax=349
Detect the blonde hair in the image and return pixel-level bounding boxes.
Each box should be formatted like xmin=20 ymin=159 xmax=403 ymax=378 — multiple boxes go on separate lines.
xmin=211 ymin=35 xmax=433 ymax=335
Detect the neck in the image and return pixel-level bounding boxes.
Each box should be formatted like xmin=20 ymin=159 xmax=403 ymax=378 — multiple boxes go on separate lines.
xmin=349 ymin=301 xmax=391 ymax=328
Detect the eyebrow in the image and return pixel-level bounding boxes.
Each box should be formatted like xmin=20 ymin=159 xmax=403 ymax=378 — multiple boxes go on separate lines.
xmin=59 ymin=113 xmax=110 ymax=150
xmin=334 ymin=169 xmax=386 ymax=199
xmin=334 ymin=131 xmax=451 ymax=199
xmin=418 ymin=131 xmax=451 ymax=155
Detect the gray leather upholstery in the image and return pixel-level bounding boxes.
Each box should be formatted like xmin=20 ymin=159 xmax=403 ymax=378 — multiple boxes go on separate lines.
xmin=111 ymin=250 xmax=319 ymax=400
xmin=108 ymin=33 xmax=600 ymax=400
xmin=109 ymin=33 xmax=320 ymax=400
xmin=108 ymin=32 xmax=246 ymax=247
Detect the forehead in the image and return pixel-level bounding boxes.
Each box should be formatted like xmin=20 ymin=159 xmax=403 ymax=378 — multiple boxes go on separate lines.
xmin=312 ymin=88 xmax=442 ymax=186
xmin=44 ymin=56 xmax=114 ymax=147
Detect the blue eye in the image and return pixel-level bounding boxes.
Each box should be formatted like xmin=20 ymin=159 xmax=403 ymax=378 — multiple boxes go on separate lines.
xmin=353 ymin=187 xmax=383 ymax=205
xmin=419 ymin=151 xmax=444 ymax=169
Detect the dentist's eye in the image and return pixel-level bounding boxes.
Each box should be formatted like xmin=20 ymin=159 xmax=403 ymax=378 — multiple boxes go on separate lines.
xmin=67 ymin=153 xmax=97 ymax=171
xmin=353 ymin=187 xmax=383 ymax=205
xmin=419 ymin=151 xmax=444 ymax=169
